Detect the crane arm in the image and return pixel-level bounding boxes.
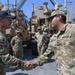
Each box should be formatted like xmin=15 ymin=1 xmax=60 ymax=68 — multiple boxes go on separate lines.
xmin=17 ymin=0 xmax=26 ymax=9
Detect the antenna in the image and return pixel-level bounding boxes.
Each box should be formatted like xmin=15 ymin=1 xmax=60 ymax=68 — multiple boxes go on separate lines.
xmin=14 ymin=0 xmax=17 ymax=9
xmin=7 ymin=0 xmax=9 ymax=11
xmin=64 ymin=0 xmax=67 ymax=11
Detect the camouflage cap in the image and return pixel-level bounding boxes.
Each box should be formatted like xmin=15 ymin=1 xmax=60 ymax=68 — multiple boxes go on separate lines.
xmin=47 ymin=10 xmax=66 ymax=22
xmin=50 ymin=10 xmax=65 ymax=18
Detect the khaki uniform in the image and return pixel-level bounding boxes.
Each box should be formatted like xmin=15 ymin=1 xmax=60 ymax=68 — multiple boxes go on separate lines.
xmin=0 ymin=31 xmax=26 ymax=75
xmin=32 ymin=24 xmax=75 ymax=75
xmin=11 ymin=35 xmax=23 ymax=59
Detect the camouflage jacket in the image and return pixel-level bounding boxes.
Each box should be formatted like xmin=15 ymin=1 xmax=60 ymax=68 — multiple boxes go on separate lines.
xmin=0 ymin=31 xmax=26 ymax=70
xmin=32 ymin=23 xmax=75 ymax=75
xmin=11 ymin=35 xmax=23 ymax=50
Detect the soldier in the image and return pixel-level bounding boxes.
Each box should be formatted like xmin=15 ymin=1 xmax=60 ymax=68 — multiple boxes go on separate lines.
xmin=0 ymin=11 xmax=33 ymax=75
xmin=11 ymin=29 xmax=23 ymax=60
xmin=34 ymin=26 xmax=43 ymax=55
xmin=31 ymin=10 xmax=75 ymax=75
xmin=39 ymin=24 xmax=53 ymax=55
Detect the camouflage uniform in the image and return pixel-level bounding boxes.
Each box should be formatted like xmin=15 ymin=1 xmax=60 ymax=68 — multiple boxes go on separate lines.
xmin=0 ymin=31 xmax=26 ymax=75
xmin=11 ymin=34 xmax=23 ymax=60
xmin=32 ymin=24 xmax=75 ymax=75
xmin=39 ymin=31 xmax=51 ymax=55
xmin=39 ymin=24 xmax=55 ymax=55
xmin=35 ymin=30 xmax=43 ymax=55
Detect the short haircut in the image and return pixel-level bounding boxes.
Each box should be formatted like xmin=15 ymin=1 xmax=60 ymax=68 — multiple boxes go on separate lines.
xmin=56 ymin=14 xmax=66 ymax=24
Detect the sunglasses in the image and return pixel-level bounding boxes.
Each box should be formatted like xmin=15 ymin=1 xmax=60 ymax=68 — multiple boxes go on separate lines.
xmin=48 ymin=15 xmax=57 ymax=22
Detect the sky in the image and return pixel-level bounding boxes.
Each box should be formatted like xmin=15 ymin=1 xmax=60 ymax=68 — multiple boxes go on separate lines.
xmin=0 ymin=0 xmax=75 ymax=21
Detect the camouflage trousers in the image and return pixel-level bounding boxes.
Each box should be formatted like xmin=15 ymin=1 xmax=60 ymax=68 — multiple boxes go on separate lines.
xmin=0 ymin=63 xmax=8 ymax=75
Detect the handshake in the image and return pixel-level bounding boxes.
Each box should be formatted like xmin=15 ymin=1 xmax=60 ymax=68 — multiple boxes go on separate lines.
xmin=23 ymin=61 xmax=37 ymax=71
xmin=19 ymin=58 xmax=39 ymax=71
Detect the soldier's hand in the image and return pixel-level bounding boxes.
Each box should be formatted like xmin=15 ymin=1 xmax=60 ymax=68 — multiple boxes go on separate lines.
xmin=18 ymin=60 xmax=37 ymax=70
xmin=25 ymin=61 xmax=36 ymax=70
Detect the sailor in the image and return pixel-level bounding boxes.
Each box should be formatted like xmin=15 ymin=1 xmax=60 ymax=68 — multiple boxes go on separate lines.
xmin=34 ymin=26 xmax=43 ymax=55
xmin=11 ymin=29 xmax=23 ymax=60
xmin=0 ymin=11 xmax=33 ymax=75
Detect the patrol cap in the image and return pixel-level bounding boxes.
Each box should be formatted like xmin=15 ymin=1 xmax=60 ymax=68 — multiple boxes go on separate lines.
xmin=50 ymin=10 xmax=65 ymax=18
xmin=0 ymin=11 xmax=16 ymax=19
xmin=48 ymin=10 xmax=66 ymax=21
